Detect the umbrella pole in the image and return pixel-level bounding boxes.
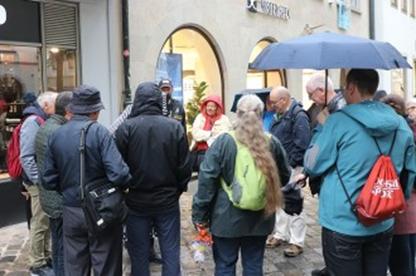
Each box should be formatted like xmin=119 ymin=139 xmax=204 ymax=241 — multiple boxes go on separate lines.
xmin=324 ymin=69 xmax=328 ymax=107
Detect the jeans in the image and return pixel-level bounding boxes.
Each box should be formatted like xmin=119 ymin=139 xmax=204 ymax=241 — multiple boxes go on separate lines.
xmin=322 ymin=227 xmax=393 ymax=276
xmin=212 ymin=235 xmax=267 ymax=276
xmin=127 ymin=209 xmax=181 ymax=276
xmin=389 ymin=234 xmax=416 ymax=276
xmin=50 ymin=217 xmax=64 ymax=276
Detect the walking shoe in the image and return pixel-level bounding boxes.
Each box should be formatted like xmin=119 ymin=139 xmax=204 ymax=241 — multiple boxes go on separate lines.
xmin=311 ymin=267 xmax=329 ymax=276
xmin=266 ymin=236 xmax=285 ymax=248
xmin=30 ymin=264 xmax=55 ymax=276
xmin=283 ymin=244 xmax=303 ymax=257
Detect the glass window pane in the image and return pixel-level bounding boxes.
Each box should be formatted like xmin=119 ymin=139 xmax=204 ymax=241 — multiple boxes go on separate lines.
xmin=0 ymin=45 xmax=41 ymax=180
xmin=46 ymin=48 xmax=77 ymax=92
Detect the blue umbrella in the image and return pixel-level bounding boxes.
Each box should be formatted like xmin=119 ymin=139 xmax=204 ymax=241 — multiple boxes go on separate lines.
xmin=251 ymin=31 xmax=411 ymax=70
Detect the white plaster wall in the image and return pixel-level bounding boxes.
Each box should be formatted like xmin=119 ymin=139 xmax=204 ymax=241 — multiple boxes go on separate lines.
xmin=129 ymin=0 xmax=370 ymax=113
xmin=374 ymin=0 xmax=416 ymax=98
xmin=78 ymin=0 xmax=123 ymax=126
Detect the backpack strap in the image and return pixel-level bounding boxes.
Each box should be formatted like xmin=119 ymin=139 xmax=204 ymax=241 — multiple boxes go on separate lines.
xmin=79 ymin=121 xmax=97 ymax=201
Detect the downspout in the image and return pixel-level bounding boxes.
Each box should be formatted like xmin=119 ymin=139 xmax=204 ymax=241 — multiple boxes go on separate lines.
xmin=121 ymin=0 xmax=132 ymax=107
xmin=369 ymin=0 xmax=375 ymax=39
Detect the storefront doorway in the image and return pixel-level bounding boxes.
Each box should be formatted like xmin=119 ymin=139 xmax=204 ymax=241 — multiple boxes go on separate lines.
xmin=247 ymin=39 xmax=286 ymax=89
xmin=156 ymin=27 xmax=223 ymax=107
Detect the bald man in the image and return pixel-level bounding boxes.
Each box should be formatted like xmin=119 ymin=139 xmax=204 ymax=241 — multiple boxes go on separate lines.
xmin=267 ymin=86 xmax=311 ymax=257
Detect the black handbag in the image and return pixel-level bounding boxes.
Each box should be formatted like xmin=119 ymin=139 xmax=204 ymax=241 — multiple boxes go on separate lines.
xmin=79 ymin=121 xmax=128 ymax=234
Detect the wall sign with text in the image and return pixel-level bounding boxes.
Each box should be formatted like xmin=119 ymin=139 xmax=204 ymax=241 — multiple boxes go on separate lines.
xmin=246 ymin=0 xmax=290 ymax=20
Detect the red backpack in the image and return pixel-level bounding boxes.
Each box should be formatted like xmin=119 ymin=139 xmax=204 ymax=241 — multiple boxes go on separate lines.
xmin=7 ymin=116 xmax=45 ymax=180
xmin=337 ymin=130 xmax=406 ymax=227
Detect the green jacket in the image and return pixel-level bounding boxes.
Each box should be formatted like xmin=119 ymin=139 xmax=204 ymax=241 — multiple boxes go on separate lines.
xmin=192 ymin=132 xmax=291 ymax=238
xmin=35 ymin=114 xmax=66 ymax=218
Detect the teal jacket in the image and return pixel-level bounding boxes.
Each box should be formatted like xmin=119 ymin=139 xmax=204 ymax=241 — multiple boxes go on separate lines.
xmin=304 ymin=101 xmax=416 ymax=236
xmin=192 ymin=132 xmax=291 ymax=238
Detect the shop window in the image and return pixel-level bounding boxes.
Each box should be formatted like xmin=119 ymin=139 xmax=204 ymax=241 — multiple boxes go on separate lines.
xmin=0 ymin=45 xmax=41 ymax=179
xmin=391 ymin=68 xmax=406 ymax=97
xmin=156 ymin=28 xmax=222 ymax=109
xmin=350 ymin=0 xmax=361 ymax=12
xmin=410 ymin=0 xmax=415 ymax=17
xmin=46 ymin=47 xmax=77 ymax=92
xmin=402 ymin=0 xmax=408 ymax=13
xmin=246 ymin=40 xmax=286 ymax=89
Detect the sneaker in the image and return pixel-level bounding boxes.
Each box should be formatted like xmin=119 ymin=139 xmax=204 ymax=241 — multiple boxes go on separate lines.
xmin=283 ymin=244 xmax=303 ymax=257
xmin=30 ymin=265 xmax=55 ymax=276
xmin=266 ymin=236 xmax=285 ymax=248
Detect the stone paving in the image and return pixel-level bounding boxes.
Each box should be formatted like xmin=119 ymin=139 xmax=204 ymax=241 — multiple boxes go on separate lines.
xmin=0 ymin=181 xmax=324 ymax=275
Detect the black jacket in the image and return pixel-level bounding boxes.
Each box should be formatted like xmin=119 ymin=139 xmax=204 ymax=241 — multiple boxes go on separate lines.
xmin=43 ymin=115 xmax=131 ymax=207
xmin=115 ymin=82 xmax=192 ymax=214
xmin=270 ymin=100 xmax=311 ymax=167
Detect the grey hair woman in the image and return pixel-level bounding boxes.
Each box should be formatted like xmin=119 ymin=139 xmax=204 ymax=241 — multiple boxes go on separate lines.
xmin=192 ymin=94 xmax=290 ymax=275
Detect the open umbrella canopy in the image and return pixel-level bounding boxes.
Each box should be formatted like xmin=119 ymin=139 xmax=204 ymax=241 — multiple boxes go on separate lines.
xmin=251 ymin=31 xmax=411 ymax=70
xmin=231 ymin=88 xmax=271 ymax=112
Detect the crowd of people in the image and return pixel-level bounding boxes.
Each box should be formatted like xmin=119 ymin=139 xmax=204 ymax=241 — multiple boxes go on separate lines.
xmin=14 ymin=69 xmax=416 ymax=276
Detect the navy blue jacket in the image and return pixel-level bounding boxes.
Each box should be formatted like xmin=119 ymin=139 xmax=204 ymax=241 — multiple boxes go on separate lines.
xmin=42 ymin=115 xmax=131 ymax=207
xmin=270 ymin=100 xmax=311 ymax=168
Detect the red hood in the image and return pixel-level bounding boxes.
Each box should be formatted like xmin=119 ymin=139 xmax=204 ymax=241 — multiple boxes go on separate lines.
xmin=200 ymin=95 xmax=224 ymax=118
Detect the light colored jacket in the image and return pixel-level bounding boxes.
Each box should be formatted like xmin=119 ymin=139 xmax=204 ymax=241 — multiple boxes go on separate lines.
xmin=190 ymin=113 xmax=232 ymax=150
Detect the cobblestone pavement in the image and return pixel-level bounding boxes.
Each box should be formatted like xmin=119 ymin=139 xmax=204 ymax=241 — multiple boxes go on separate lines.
xmin=0 ymin=181 xmax=324 ymax=276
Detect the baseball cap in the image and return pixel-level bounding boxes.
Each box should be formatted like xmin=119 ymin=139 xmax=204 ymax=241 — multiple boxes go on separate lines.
xmin=158 ymin=79 xmax=173 ymax=89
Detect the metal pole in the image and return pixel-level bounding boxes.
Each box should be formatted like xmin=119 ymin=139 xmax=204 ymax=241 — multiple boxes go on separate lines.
xmin=324 ymin=69 xmax=328 ymax=107
xmin=121 ymin=0 xmax=132 ymax=107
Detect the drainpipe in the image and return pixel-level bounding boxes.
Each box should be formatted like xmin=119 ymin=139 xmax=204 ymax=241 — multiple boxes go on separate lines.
xmin=121 ymin=0 xmax=132 ymax=107
xmin=369 ymin=0 xmax=375 ymax=39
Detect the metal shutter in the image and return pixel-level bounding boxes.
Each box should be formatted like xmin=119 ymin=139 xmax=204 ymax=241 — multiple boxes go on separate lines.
xmin=43 ymin=3 xmax=77 ymax=48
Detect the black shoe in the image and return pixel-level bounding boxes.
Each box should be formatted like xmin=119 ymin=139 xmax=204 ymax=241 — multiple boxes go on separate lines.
xmin=30 ymin=264 xmax=55 ymax=276
xmin=149 ymin=253 xmax=163 ymax=264
xmin=311 ymin=267 xmax=328 ymax=276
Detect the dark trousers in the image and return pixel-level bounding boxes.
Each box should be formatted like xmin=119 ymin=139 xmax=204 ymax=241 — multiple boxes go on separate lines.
xmin=322 ymin=227 xmax=393 ymax=276
xmin=212 ymin=235 xmax=267 ymax=276
xmin=126 ymin=209 xmax=181 ymax=276
xmin=62 ymin=206 xmax=122 ymax=276
xmin=389 ymin=234 xmax=416 ymax=276
xmin=50 ymin=217 xmax=64 ymax=276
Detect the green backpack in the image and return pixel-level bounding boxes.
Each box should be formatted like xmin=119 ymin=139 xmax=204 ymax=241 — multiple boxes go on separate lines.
xmin=221 ymin=131 xmax=269 ymax=211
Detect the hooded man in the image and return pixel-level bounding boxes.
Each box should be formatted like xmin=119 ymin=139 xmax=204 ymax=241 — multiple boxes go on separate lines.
xmin=115 ymin=82 xmax=192 ymax=276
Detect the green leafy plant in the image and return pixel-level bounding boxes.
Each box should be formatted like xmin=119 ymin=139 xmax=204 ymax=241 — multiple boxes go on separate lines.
xmin=186 ymin=81 xmax=208 ymax=128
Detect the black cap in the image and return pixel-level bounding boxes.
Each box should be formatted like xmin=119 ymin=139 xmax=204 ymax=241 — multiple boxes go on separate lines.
xmin=158 ymin=79 xmax=173 ymax=89
xmin=68 ymin=85 xmax=105 ymax=114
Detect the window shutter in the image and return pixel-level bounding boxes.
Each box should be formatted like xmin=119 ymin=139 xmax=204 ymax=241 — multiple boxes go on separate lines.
xmin=43 ymin=3 xmax=77 ymax=48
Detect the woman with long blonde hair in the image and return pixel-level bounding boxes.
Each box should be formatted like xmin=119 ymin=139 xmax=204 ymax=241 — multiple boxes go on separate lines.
xmin=192 ymin=94 xmax=290 ymax=276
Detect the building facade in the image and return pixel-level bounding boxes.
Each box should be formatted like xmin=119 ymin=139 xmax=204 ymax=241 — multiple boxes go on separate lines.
xmin=0 ymin=0 xmax=121 ymax=225
xmin=128 ymin=0 xmax=370 ymax=113
xmin=374 ymin=0 xmax=416 ymax=98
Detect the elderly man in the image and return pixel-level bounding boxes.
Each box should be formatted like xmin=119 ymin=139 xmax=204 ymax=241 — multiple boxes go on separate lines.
xmin=35 ymin=91 xmax=72 ymax=276
xmin=43 ymin=86 xmax=131 ymax=275
xmin=267 ymin=86 xmax=311 ymax=257
xmin=304 ymin=69 xmax=416 ymax=276
xmin=20 ymin=91 xmax=57 ymax=276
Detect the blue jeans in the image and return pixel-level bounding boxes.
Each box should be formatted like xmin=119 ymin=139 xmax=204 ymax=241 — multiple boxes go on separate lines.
xmin=322 ymin=227 xmax=393 ymax=276
xmin=212 ymin=235 xmax=267 ymax=276
xmin=389 ymin=234 xmax=416 ymax=276
xmin=127 ymin=209 xmax=181 ymax=276
xmin=50 ymin=217 xmax=64 ymax=276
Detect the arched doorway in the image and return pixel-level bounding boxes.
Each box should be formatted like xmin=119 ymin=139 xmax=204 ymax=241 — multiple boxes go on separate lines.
xmin=246 ymin=39 xmax=286 ymax=89
xmin=156 ymin=27 xmax=223 ymax=112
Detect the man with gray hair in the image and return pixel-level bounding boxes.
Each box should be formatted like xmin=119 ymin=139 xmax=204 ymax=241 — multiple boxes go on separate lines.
xmin=305 ymin=73 xmax=346 ymax=128
xmin=20 ymin=91 xmax=57 ymax=275
xmin=267 ymin=86 xmax=310 ymax=257
xmin=36 ymin=91 xmax=73 ymax=276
